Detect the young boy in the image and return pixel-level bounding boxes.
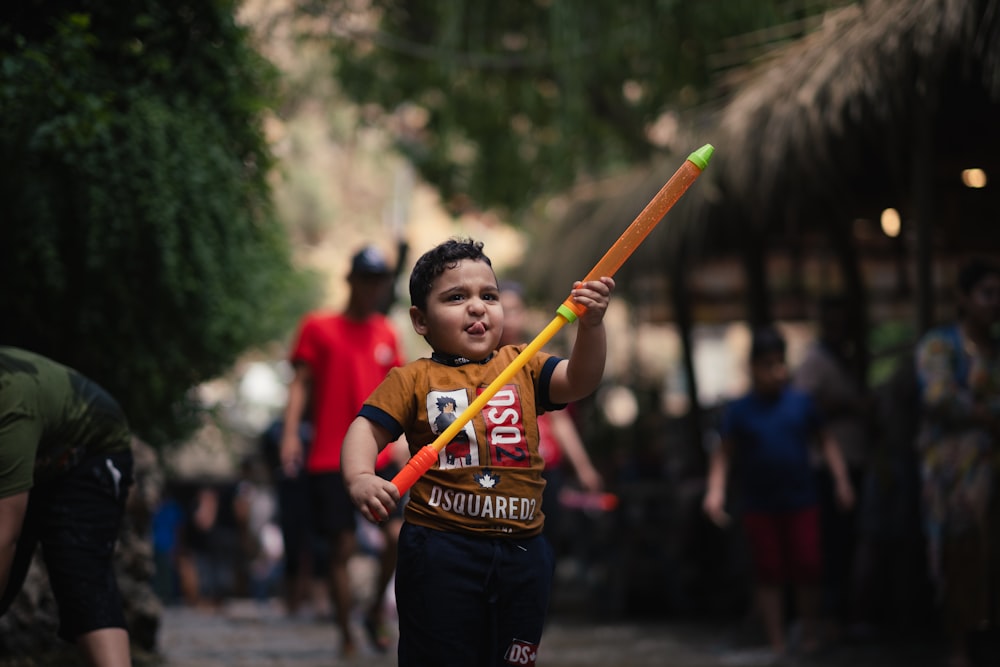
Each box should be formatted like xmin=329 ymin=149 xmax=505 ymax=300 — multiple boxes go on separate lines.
xmin=702 ymin=326 xmax=854 ymax=662
xmin=342 ymin=238 xmax=614 ymax=666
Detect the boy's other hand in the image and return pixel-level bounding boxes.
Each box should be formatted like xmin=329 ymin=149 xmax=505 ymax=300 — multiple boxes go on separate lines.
xmin=348 ymin=472 xmax=400 ymax=524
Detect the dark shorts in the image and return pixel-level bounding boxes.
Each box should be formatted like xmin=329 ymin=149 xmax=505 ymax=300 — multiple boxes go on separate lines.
xmin=395 ymin=523 xmax=554 ymax=667
xmin=308 ymin=472 xmax=357 ymax=537
xmin=277 ymin=476 xmax=327 ymax=578
xmin=0 ymin=449 xmax=134 ymax=642
xmin=742 ymin=505 xmax=822 ymax=585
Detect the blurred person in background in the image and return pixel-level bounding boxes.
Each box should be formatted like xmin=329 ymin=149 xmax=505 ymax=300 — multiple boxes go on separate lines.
xmin=793 ymin=294 xmax=872 ymax=640
xmin=233 ymin=456 xmax=283 ymax=605
xmin=704 ymin=327 xmax=854 ymax=663
xmin=0 ymin=347 xmax=135 ymax=667
xmin=150 ymin=487 xmax=186 ymax=606
xmin=498 ymin=281 xmax=604 ymax=555
xmin=280 ymin=245 xmax=406 ymax=656
xmin=180 ymin=481 xmax=242 ymax=608
xmin=915 ymin=257 xmax=1000 ymax=667
xmin=261 ymin=418 xmax=330 ymax=619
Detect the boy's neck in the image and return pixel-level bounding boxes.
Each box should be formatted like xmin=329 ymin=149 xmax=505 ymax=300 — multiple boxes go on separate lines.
xmin=431 ymin=351 xmax=494 ymax=366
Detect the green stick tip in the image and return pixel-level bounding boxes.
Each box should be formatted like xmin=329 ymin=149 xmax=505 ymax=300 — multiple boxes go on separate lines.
xmin=687 ymin=144 xmax=715 ymax=170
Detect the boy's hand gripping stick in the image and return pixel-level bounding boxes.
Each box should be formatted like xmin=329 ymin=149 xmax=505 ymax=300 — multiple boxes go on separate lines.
xmin=391 ymin=144 xmax=715 ymax=495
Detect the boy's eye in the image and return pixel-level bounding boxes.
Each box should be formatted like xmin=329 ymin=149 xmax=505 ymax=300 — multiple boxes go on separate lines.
xmin=482 ymin=293 xmax=498 ymax=302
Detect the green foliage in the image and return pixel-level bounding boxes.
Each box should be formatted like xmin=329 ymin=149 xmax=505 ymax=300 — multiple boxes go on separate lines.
xmin=868 ymin=320 xmax=917 ymax=387
xmin=0 ymin=1 xmax=320 ymax=444
xmin=308 ymin=0 xmax=844 ymax=213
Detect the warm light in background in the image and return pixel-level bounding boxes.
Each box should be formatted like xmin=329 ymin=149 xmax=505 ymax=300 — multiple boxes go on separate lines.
xmin=880 ymin=207 xmax=901 ymax=237
xmin=962 ymin=168 xmax=988 ymax=188
xmin=600 ymin=384 xmax=639 ymax=427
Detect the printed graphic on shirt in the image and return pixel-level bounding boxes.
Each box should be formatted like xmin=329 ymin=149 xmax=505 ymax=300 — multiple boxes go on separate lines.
xmin=480 ymin=385 xmax=531 ymax=468
xmin=504 ymin=638 xmax=539 ymax=666
xmin=426 ymin=481 xmax=538 ymax=524
xmin=428 ymin=390 xmax=480 ymax=468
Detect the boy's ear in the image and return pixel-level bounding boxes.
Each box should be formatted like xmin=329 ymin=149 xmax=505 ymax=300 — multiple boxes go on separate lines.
xmin=409 ymin=305 xmax=428 ymax=335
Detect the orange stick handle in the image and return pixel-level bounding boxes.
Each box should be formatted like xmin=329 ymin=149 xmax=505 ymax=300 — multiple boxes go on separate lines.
xmin=391 ymin=144 xmax=714 ymax=495
xmin=558 ymin=143 xmax=715 ymax=320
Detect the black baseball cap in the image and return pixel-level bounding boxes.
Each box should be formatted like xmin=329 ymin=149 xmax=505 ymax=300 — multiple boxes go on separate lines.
xmin=349 ymin=245 xmax=392 ymax=277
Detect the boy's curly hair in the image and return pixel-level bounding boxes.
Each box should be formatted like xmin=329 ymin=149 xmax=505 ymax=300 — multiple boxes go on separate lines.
xmin=408 ymin=238 xmax=493 ymax=310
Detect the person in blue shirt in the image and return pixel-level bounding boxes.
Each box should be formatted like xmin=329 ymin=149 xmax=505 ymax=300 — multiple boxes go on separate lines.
xmin=151 ymin=491 xmax=185 ymax=604
xmin=703 ymin=326 xmax=854 ymax=662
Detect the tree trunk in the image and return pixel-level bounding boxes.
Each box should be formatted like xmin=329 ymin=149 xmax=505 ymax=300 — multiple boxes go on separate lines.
xmin=826 ymin=212 xmax=870 ymax=388
xmin=742 ymin=223 xmax=772 ymax=328
xmin=670 ymin=250 xmax=703 ymax=461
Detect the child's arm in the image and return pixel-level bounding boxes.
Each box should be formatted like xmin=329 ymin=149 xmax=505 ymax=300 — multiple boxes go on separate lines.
xmin=549 ymin=277 xmax=615 ymax=404
xmin=342 ymin=416 xmax=401 ymax=523
xmin=820 ymin=429 xmax=855 ymax=511
xmin=702 ymin=436 xmax=732 ymax=527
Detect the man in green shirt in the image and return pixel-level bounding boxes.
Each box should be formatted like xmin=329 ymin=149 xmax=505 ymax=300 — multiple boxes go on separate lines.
xmin=0 ymin=347 xmax=134 ymax=667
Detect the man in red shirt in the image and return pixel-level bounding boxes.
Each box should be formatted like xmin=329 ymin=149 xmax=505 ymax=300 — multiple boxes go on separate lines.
xmin=280 ymin=245 xmax=405 ymax=656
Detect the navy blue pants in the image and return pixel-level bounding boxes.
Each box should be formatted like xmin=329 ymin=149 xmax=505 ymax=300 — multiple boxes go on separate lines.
xmin=396 ymin=523 xmax=555 ymax=667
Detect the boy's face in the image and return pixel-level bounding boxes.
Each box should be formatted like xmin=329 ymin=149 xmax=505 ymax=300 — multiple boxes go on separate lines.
xmin=409 ymin=259 xmax=503 ymax=361
xmin=750 ymin=351 xmax=788 ymax=397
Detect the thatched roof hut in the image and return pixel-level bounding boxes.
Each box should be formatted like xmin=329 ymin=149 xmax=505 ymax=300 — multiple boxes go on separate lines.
xmin=717 ymin=0 xmax=1000 ymax=222
xmin=520 ymin=0 xmax=1000 ymax=331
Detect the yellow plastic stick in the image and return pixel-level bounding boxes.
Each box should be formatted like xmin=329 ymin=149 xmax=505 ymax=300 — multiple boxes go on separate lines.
xmin=391 ymin=144 xmax=714 ymax=495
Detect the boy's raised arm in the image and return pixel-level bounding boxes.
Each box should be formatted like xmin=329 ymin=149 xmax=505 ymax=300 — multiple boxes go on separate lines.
xmin=549 ymin=277 xmax=615 ymax=405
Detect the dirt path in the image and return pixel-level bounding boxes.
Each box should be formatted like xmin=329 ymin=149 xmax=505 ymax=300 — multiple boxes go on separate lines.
xmin=151 ymin=599 xmax=966 ymax=667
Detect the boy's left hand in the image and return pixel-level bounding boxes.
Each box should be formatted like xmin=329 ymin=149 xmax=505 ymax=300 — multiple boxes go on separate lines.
xmin=570 ymin=277 xmax=615 ymax=327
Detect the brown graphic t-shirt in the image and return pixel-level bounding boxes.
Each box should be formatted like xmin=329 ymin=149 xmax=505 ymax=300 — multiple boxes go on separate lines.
xmin=359 ymin=344 xmax=565 ymax=538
